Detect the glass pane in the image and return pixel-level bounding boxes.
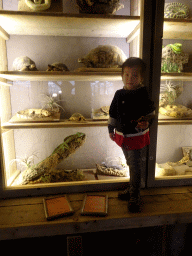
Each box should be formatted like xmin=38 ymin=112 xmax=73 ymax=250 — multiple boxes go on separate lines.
xmin=0 ymin=0 xmax=143 ymax=194
xmin=156 ymin=0 xmax=192 ymax=180
xmin=1 ymin=80 xmax=131 ymax=188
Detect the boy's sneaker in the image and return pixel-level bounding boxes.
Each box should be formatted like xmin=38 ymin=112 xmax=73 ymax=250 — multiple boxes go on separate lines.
xmin=118 ymin=188 xmax=130 ymax=201
xmin=128 ymin=194 xmax=141 ymax=213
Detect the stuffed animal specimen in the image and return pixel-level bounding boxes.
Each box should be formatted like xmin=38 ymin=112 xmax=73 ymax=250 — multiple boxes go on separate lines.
xmin=76 ymin=0 xmax=124 ymax=14
xmin=13 ymin=56 xmax=37 ymax=71
xmin=46 ymin=62 xmax=69 ymax=71
xmin=78 ymin=45 xmax=127 ymax=68
xmin=21 ymin=132 xmax=86 ymax=184
xmin=68 ymin=113 xmax=86 ymax=121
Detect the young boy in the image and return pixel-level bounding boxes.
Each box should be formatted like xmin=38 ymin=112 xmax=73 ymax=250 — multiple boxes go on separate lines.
xmin=108 ymin=57 xmax=155 ymax=212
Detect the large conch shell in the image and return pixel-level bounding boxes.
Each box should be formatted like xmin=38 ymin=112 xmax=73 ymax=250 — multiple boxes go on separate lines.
xmin=25 ymin=0 xmax=51 ymax=11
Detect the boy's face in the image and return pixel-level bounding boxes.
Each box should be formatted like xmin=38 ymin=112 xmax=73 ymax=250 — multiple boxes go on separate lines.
xmin=122 ymin=66 xmax=143 ymax=90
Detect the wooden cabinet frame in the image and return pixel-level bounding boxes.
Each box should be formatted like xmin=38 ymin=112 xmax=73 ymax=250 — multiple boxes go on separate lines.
xmin=2 ymin=0 xmax=182 ymax=198
xmin=147 ymin=0 xmax=192 ymax=187
xmin=0 ymin=2 xmax=145 ymax=197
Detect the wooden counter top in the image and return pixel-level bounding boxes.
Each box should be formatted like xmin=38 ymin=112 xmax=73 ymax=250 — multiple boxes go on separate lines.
xmin=1 ymin=186 xmax=192 ymax=240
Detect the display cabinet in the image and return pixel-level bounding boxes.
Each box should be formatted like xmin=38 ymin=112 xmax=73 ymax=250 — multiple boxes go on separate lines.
xmin=0 ymin=0 xmax=157 ymax=198
xmin=2 ymin=0 xmax=187 ymax=198
xmin=147 ymin=0 xmax=192 ymax=187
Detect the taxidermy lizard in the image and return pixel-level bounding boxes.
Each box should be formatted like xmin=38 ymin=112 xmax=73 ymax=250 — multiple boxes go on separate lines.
xmin=21 ymin=132 xmax=86 ymax=184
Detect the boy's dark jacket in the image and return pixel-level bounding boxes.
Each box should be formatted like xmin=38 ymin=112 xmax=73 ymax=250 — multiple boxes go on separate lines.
xmin=108 ymin=86 xmax=155 ymax=135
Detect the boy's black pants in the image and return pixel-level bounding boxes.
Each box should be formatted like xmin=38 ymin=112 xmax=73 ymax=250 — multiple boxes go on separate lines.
xmin=122 ymin=146 xmax=148 ymax=196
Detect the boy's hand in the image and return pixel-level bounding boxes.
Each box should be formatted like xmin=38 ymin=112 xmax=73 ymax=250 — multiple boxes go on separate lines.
xmin=136 ymin=121 xmax=149 ymax=130
xmin=109 ymin=133 xmax=115 ymax=141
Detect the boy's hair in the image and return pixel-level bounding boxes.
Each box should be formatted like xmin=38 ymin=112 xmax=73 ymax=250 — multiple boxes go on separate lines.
xmin=122 ymin=57 xmax=146 ymax=76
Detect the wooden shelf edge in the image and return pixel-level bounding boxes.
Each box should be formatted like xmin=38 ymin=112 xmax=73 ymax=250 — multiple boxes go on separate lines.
xmin=1 ymin=72 xmax=192 ymax=82
xmin=161 ymin=72 xmax=192 ymax=80
xmin=0 ymin=11 xmax=140 ymax=38
xmin=158 ymin=119 xmax=192 ymax=125
xmin=164 ymin=18 xmax=192 ymax=23
xmin=0 ymin=26 xmax=9 ymax=40
xmin=2 ymin=119 xmax=192 ymax=129
xmin=163 ymin=19 xmax=192 ymax=40
xmin=0 ymin=10 xmax=140 ymax=20
xmin=1 ymin=120 xmax=108 ymax=129
xmin=0 ymin=71 xmax=122 ymax=82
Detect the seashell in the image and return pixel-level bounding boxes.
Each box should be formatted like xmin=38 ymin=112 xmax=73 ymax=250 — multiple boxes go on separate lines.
xmin=78 ymin=45 xmax=127 ymax=68
xmin=13 ymin=56 xmax=37 ymax=71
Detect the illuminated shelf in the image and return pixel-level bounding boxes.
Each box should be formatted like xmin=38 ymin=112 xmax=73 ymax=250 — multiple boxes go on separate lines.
xmin=1 ymin=12 xmax=192 ymax=40
xmin=2 ymin=71 xmax=192 ymax=83
xmin=1 ymin=119 xmax=108 ymax=130
xmin=0 ymin=71 xmax=122 ymax=83
xmin=164 ymin=18 xmax=192 ymax=40
xmin=2 ymin=119 xmax=192 ymax=130
xmin=161 ymin=72 xmax=192 ymax=81
xmin=0 ymin=11 xmax=140 ymax=38
xmin=158 ymin=119 xmax=192 ymax=125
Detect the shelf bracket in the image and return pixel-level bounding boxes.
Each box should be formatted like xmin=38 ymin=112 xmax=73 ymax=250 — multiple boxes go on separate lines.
xmin=0 ymin=80 xmax=12 ymax=86
xmin=0 ymin=26 xmax=10 ymax=40
xmin=126 ymin=23 xmax=140 ymax=43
